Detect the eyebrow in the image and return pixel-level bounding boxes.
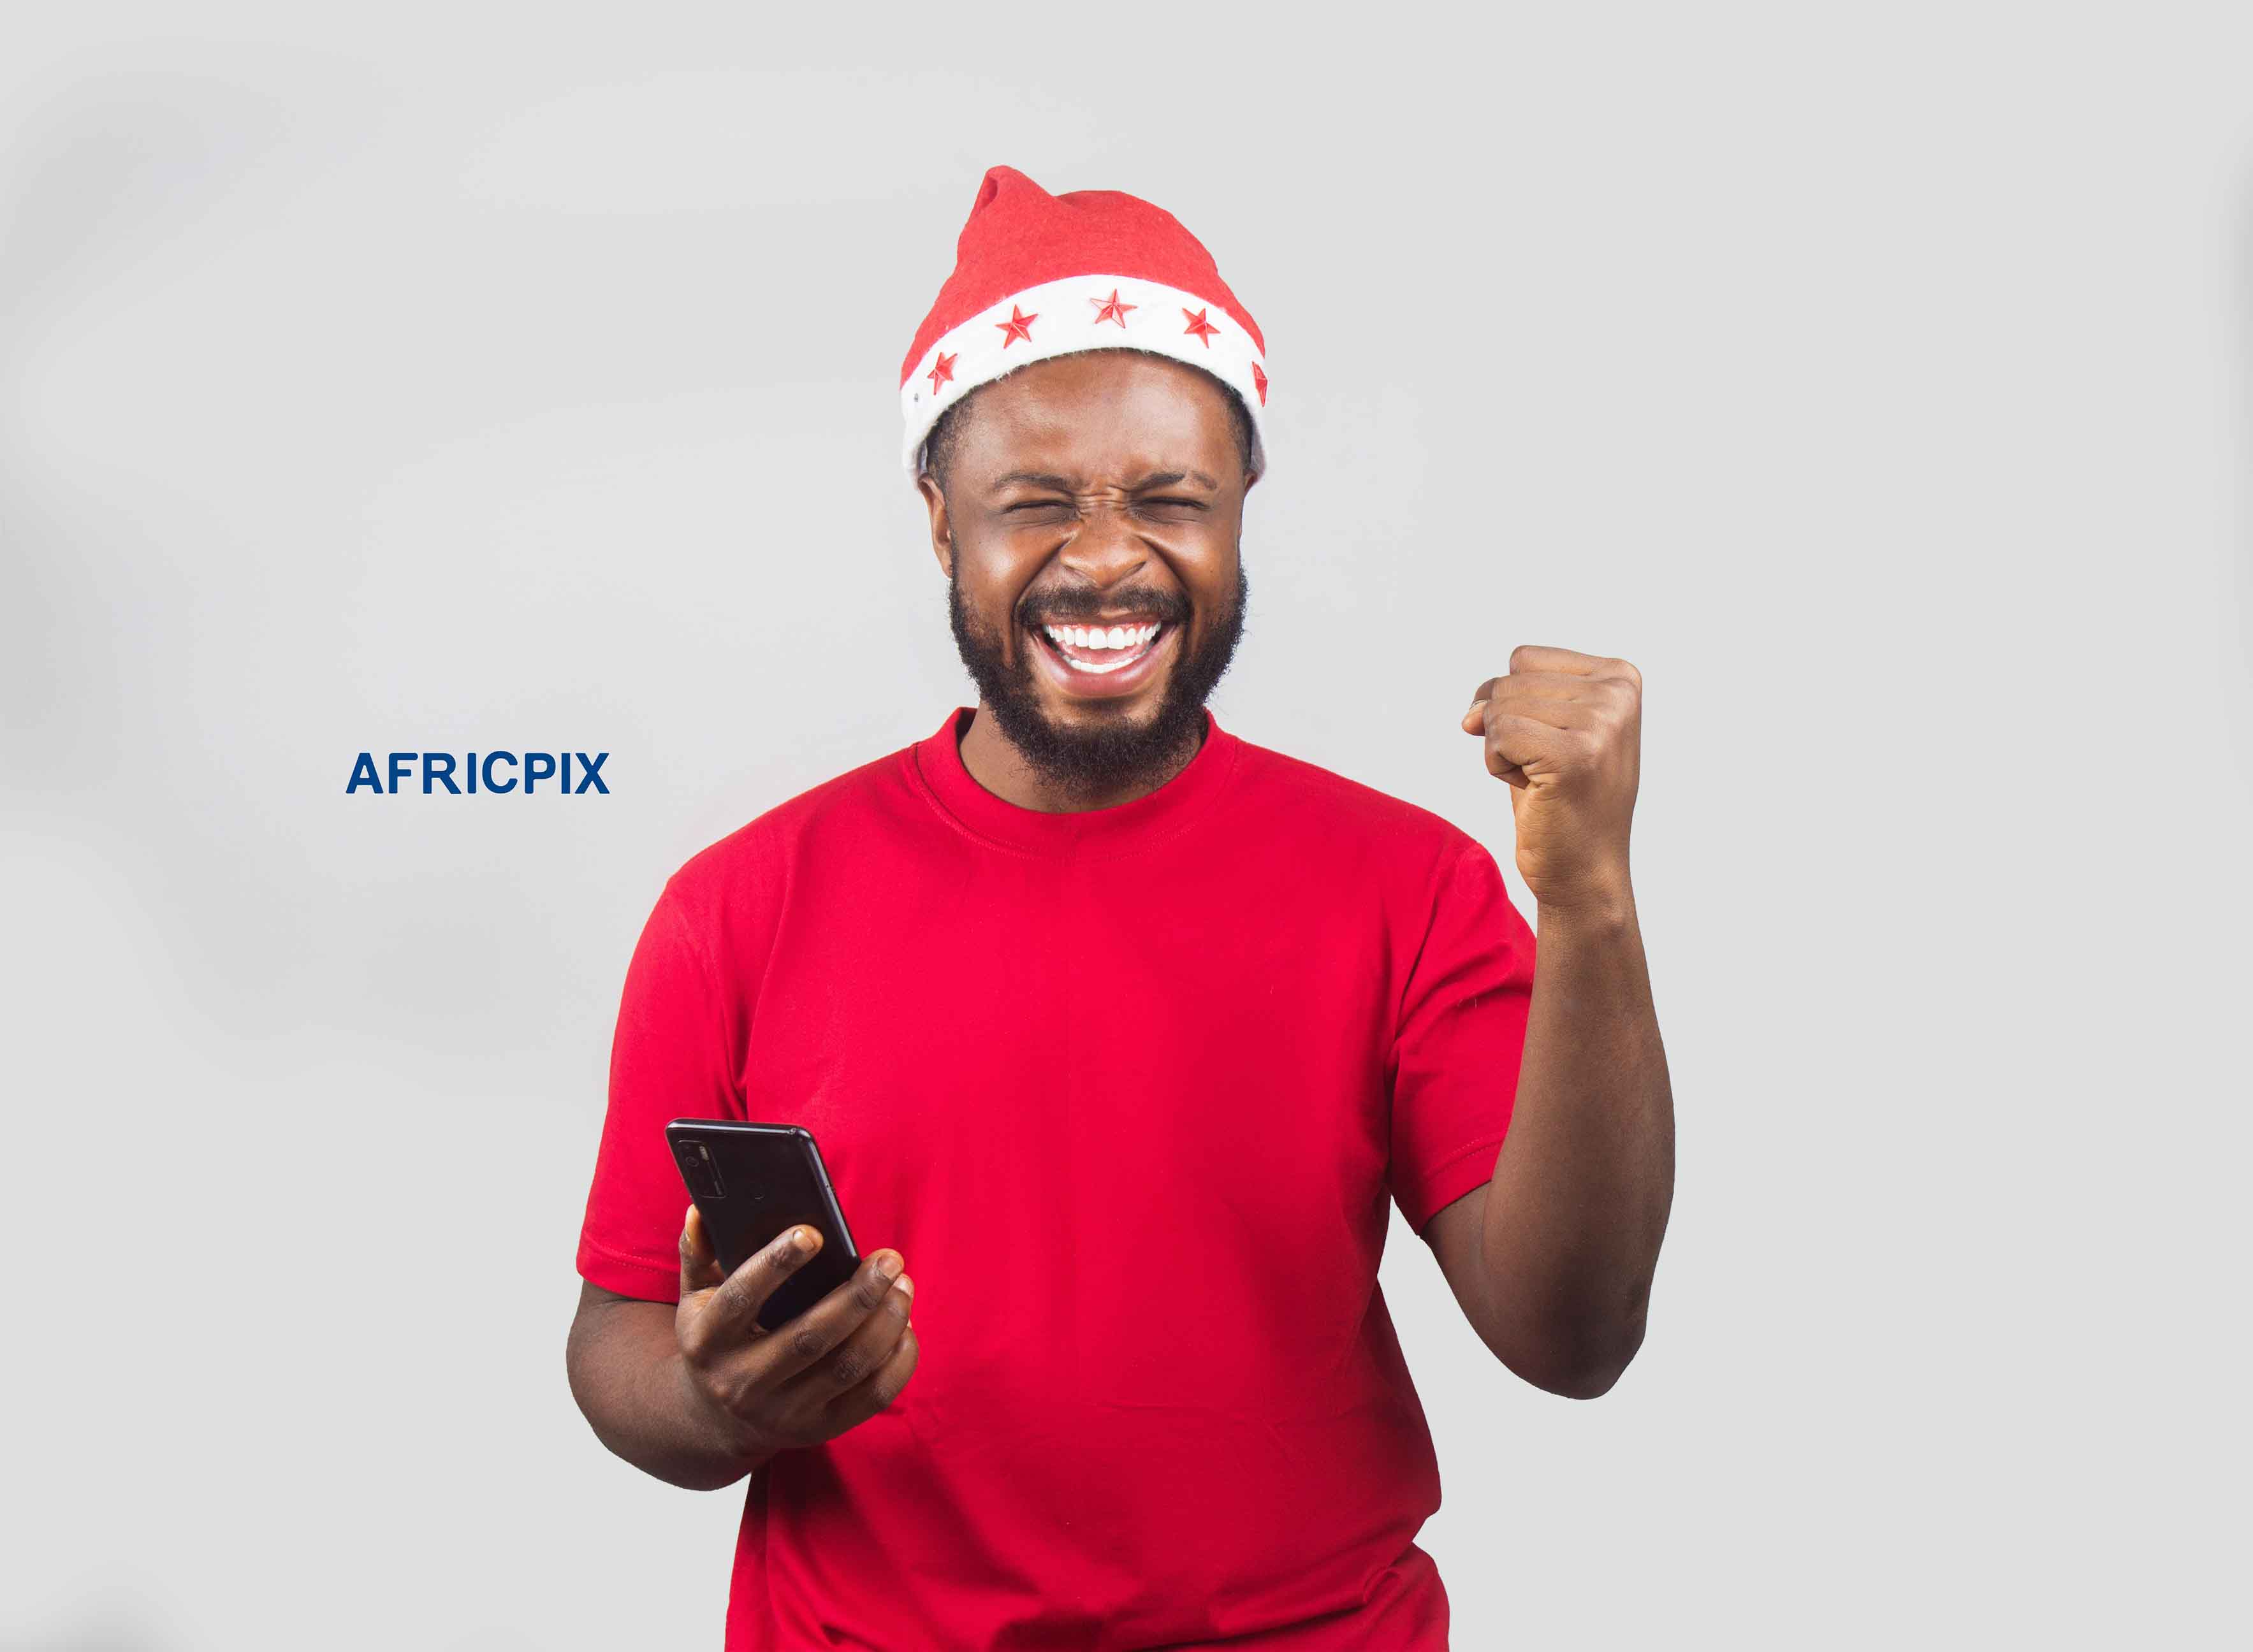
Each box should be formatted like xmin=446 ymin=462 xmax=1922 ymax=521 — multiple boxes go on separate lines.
xmin=986 ymin=468 xmax=1220 ymax=495
xmin=989 ymin=471 xmax=1076 ymax=494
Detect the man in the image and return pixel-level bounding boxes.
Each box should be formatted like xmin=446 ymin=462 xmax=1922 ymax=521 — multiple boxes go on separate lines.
xmin=567 ymin=165 xmax=1673 ymax=1650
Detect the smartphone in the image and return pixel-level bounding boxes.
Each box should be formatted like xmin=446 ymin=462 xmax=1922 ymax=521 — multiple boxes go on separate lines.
xmin=666 ymin=1120 xmax=861 ymax=1330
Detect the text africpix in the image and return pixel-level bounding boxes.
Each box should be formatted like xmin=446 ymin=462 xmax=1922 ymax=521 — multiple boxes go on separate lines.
xmin=346 ymin=751 xmax=611 ymax=795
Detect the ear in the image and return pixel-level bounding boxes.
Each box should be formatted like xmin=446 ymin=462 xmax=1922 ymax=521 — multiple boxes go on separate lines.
xmin=916 ymin=470 xmax=954 ymax=579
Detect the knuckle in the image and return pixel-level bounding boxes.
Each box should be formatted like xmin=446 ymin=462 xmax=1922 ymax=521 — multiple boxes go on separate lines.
xmin=829 ymin=1349 xmax=871 ymax=1389
xmin=715 ymin=1371 xmax=756 ymax=1417
xmin=786 ymin=1324 xmax=828 ymax=1365
xmin=1508 ymin=644 xmax=1533 ymax=672
xmin=694 ymin=1366 xmax=738 ymax=1417
xmin=678 ymin=1319 xmax=711 ymax=1362
xmin=854 ymin=1273 xmax=892 ymax=1311
xmin=877 ymin=1334 xmax=921 ymax=1405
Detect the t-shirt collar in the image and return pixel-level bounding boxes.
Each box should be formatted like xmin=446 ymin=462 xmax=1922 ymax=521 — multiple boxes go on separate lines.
xmin=911 ymin=705 xmax=1241 ymax=857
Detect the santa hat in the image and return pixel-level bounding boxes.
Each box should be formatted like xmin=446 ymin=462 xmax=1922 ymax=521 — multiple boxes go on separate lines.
xmin=899 ymin=165 xmax=1269 ymax=479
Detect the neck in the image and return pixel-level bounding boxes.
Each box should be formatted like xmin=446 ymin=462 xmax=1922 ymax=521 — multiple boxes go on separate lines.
xmin=958 ymin=703 xmax=1205 ymax=813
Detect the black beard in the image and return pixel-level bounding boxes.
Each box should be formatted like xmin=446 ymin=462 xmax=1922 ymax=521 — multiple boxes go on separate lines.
xmin=947 ymin=562 xmax=1250 ymax=798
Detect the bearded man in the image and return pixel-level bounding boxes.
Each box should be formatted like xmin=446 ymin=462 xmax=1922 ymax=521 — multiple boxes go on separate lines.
xmin=567 ymin=164 xmax=1674 ymax=1651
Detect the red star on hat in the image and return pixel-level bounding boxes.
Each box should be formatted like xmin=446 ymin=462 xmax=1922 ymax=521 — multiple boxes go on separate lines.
xmin=995 ymin=305 xmax=1038 ymax=347
xmin=1251 ymin=361 xmax=1268 ymax=405
xmin=1181 ymin=307 xmax=1220 ymax=347
xmin=927 ymin=351 xmax=957 ymax=394
xmin=1090 ymin=289 xmax=1137 ymax=328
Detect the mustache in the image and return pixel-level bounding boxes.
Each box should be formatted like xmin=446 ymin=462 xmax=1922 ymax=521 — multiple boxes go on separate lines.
xmin=1017 ymin=593 xmax=1191 ymax=627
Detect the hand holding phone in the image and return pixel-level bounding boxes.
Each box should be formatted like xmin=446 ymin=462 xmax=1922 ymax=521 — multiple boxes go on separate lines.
xmin=670 ymin=1120 xmax=863 ymax=1326
xmin=666 ymin=1121 xmax=919 ymax=1460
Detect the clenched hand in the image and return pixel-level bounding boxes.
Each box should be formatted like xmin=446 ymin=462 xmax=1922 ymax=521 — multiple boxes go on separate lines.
xmin=1462 ymin=644 xmax=1643 ymax=912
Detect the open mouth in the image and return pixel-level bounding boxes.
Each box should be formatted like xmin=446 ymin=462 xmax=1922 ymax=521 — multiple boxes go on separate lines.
xmin=1032 ymin=619 xmax=1171 ymax=676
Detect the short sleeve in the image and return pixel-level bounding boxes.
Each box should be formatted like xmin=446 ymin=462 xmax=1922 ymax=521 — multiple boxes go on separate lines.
xmin=1385 ymin=842 xmax=1538 ymax=1233
xmin=576 ymin=881 xmax=745 ymax=1302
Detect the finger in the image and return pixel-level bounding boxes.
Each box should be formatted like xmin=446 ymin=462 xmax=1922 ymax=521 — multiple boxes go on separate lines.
xmin=824 ymin=1326 xmax=921 ymax=1432
xmin=1510 ymin=700 xmax=1602 ymax=735
xmin=751 ymin=1249 xmax=907 ymax=1385
xmin=694 ymin=1224 xmax=826 ymax=1349
xmin=1487 ymin=750 xmax=1531 ymax=784
xmin=1483 ymin=711 xmax=1570 ymax=778
xmin=1507 ymin=644 xmax=1607 ymax=677
xmin=783 ymin=1273 xmax=912 ymax=1402
xmin=1490 ymin=670 xmax=1604 ymax=706
xmin=678 ymin=1205 xmax=727 ymax=1298
xmin=1469 ymin=681 xmax=1590 ymax=734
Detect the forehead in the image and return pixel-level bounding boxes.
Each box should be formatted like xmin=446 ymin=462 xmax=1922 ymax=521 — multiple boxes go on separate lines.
xmin=949 ymin=352 xmax=1239 ymax=480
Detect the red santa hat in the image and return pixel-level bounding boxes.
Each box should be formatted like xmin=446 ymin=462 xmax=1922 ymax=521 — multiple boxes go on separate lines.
xmin=900 ymin=165 xmax=1269 ymax=479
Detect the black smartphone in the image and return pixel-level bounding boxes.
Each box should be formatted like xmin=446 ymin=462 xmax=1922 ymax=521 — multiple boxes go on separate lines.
xmin=665 ymin=1120 xmax=861 ymax=1330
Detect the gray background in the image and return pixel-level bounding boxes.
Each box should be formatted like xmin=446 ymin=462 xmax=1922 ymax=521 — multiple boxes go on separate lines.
xmin=4 ymin=4 xmax=2247 ymax=1647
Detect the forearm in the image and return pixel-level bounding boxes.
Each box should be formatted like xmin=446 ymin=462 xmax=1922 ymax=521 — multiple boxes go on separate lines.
xmin=1480 ymin=885 xmax=1674 ymax=1395
xmin=565 ymin=1292 xmax=778 ymax=1491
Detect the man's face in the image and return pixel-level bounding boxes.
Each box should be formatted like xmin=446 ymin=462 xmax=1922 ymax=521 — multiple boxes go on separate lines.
xmin=920 ymin=351 xmax=1254 ymax=794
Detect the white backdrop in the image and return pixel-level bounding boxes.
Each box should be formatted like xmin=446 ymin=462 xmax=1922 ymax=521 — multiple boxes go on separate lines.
xmin=3 ymin=4 xmax=2248 ymax=1647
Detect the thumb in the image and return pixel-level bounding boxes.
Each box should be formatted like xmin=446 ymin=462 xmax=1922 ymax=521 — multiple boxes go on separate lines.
xmin=678 ymin=1203 xmax=727 ymax=1301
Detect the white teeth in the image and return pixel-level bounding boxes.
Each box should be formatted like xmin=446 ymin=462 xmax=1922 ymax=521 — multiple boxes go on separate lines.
xmin=1042 ymin=621 xmax=1162 ymax=652
xmin=1039 ymin=620 xmax=1164 ymax=672
xmin=1062 ymin=651 xmax=1135 ymax=674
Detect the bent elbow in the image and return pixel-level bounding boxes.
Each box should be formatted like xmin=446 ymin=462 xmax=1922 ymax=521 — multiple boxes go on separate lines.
xmin=1505 ymin=1312 xmax=1648 ymax=1400
xmin=1543 ymin=1352 xmax=1633 ymax=1401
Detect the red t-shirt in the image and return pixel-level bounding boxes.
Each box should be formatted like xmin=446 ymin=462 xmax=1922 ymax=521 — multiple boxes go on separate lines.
xmin=578 ymin=706 xmax=1536 ymax=1650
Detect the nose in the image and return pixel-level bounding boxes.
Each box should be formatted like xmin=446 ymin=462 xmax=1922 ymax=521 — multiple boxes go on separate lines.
xmin=1054 ymin=497 xmax=1149 ymax=590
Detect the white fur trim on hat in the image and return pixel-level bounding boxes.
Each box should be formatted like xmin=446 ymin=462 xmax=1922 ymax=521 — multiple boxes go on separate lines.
xmin=900 ymin=273 xmax=1269 ymax=478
